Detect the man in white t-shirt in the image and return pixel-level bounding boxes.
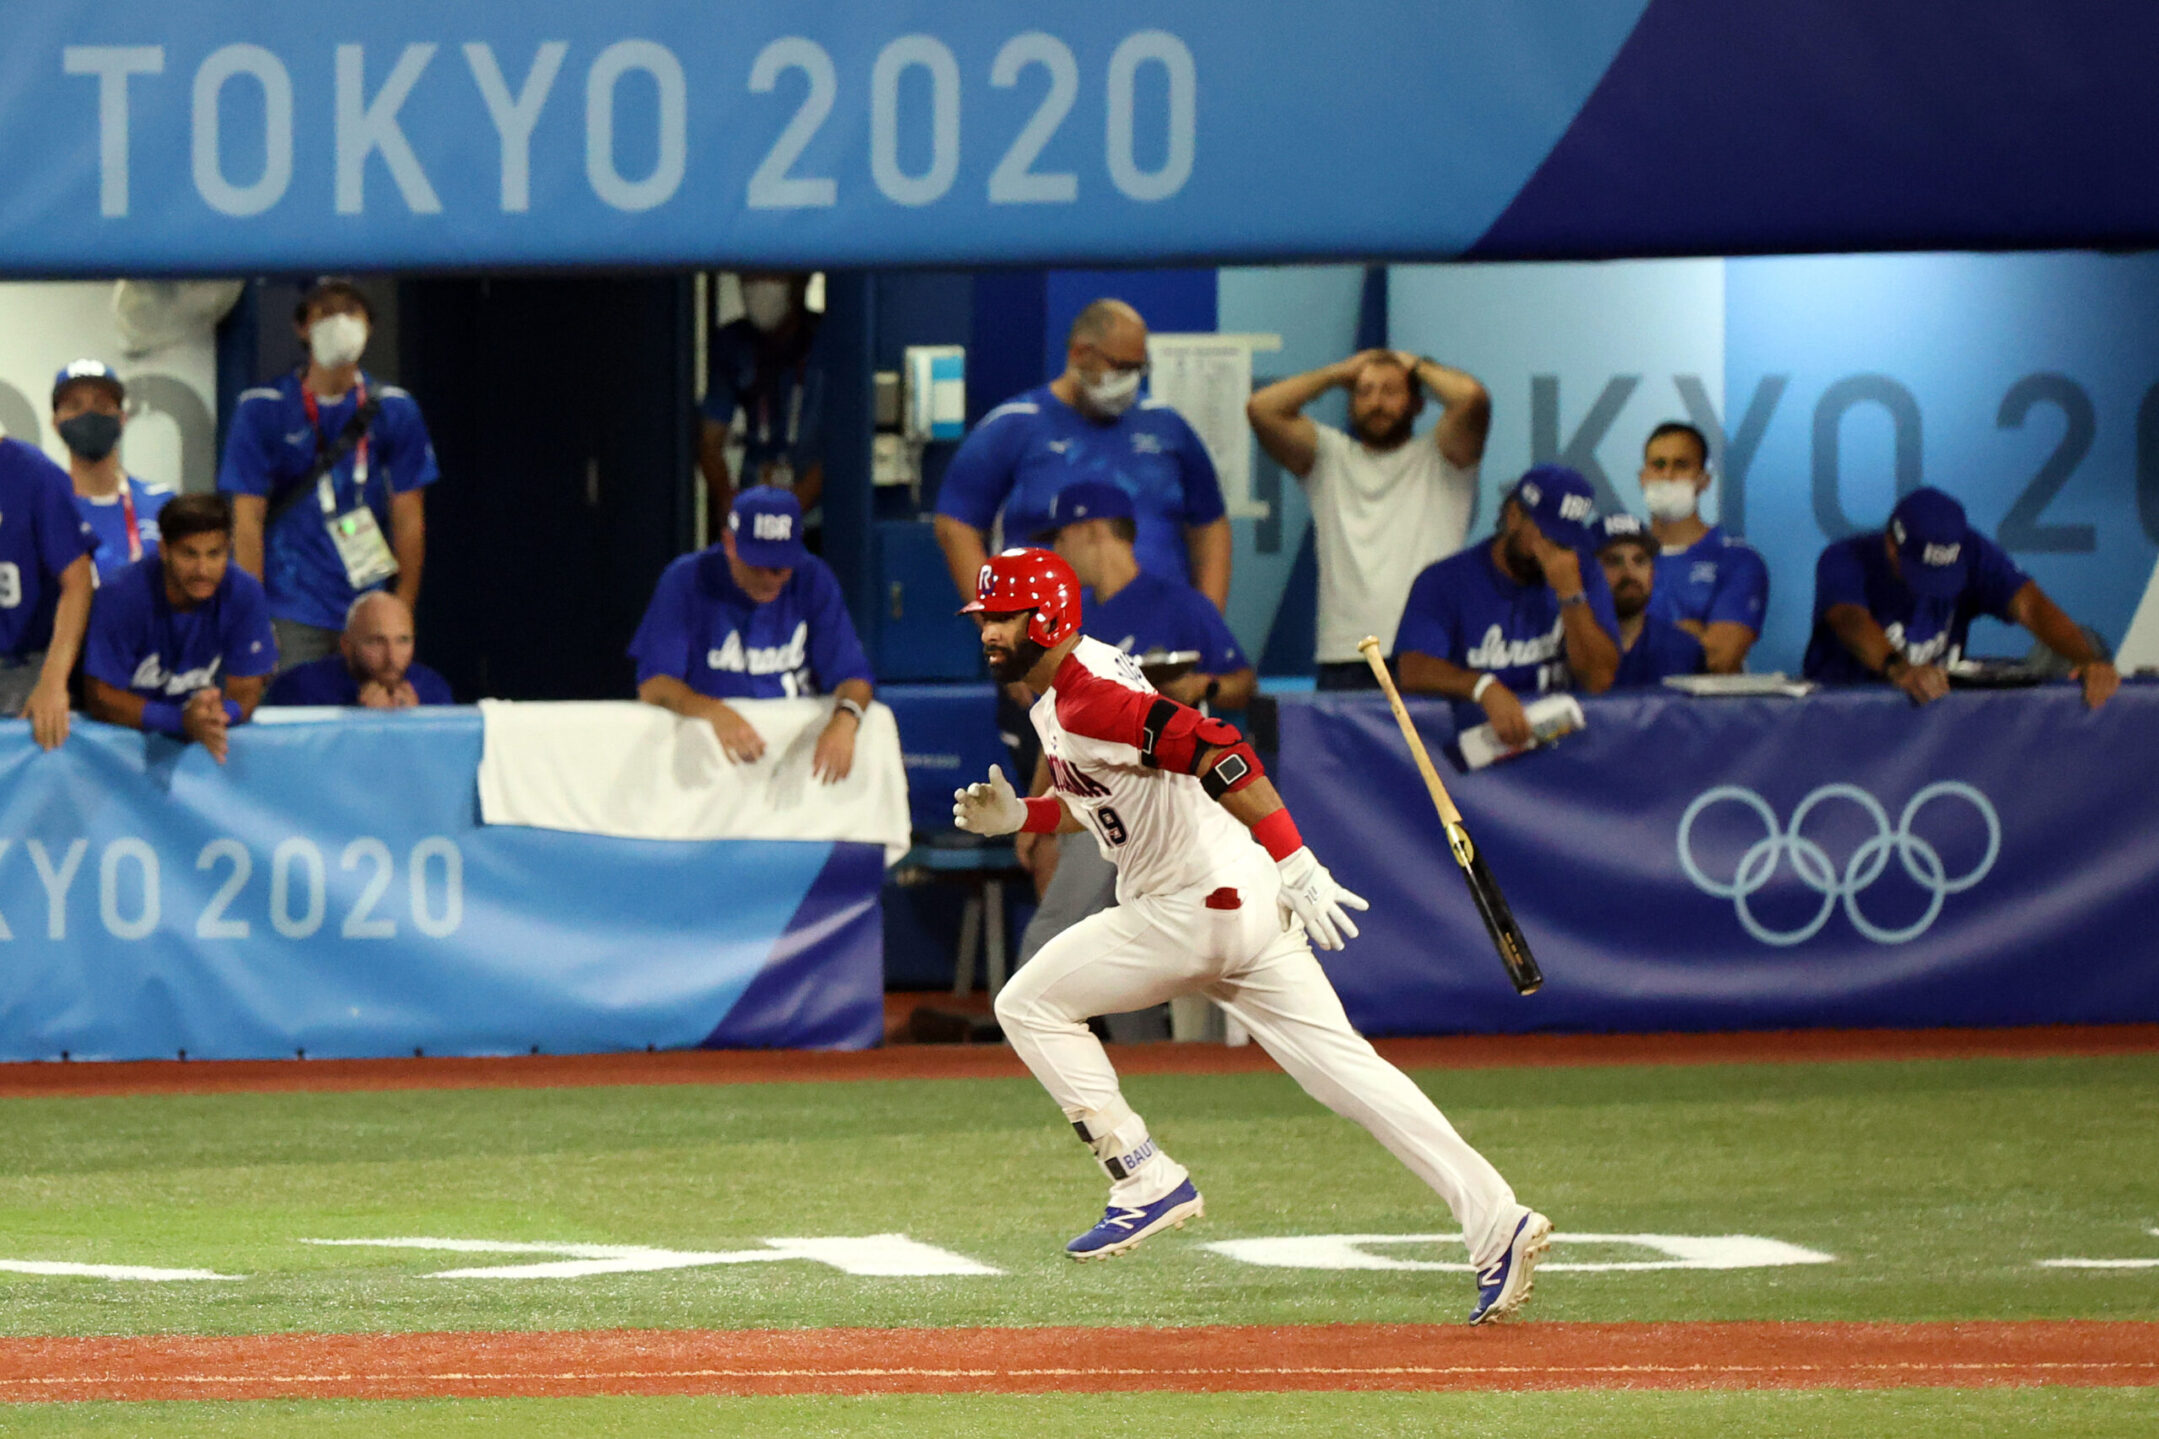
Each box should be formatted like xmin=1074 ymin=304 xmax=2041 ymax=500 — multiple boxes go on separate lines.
xmin=1247 ymin=349 xmax=1488 ymax=688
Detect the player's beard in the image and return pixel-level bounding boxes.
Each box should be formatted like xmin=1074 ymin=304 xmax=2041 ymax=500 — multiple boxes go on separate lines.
xmin=984 ymin=634 xmax=1048 ymax=684
xmin=1611 ymin=583 xmax=1647 ymax=621
xmin=1352 ymin=406 xmax=1414 ymax=449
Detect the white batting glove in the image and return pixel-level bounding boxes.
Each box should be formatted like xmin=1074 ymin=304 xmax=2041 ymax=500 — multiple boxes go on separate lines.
xmin=1276 ymin=846 xmax=1370 ymax=951
xmin=953 ymin=764 xmax=1028 ymax=836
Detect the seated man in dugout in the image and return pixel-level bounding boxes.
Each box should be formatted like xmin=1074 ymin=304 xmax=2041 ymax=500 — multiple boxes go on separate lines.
xmin=84 ymin=493 xmax=277 ymax=764
xmin=1596 ymin=513 xmax=1707 ymax=687
xmin=264 ymin=591 xmax=452 ymax=708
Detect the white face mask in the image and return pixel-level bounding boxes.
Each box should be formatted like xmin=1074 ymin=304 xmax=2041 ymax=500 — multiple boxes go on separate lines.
xmin=1643 ymin=478 xmax=1700 ymax=523
xmin=741 ymin=280 xmax=793 ymax=333
xmin=309 ymin=313 xmax=369 ymax=369
xmin=1079 ymin=366 xmax=1143 ymax=417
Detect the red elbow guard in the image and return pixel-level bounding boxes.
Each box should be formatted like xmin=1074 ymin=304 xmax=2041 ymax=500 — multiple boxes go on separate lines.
xmin=1200 ymin=740 xmax=1265 ymax=800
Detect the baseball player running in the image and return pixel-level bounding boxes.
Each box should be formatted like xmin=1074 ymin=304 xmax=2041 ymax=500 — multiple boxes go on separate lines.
xmin=955 ymin=548 xmax=1550 ymax=1324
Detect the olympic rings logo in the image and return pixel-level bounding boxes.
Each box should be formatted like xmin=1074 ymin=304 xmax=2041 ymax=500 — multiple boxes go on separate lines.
xmin=1676 ymin=783 xmax=2001 ymax=946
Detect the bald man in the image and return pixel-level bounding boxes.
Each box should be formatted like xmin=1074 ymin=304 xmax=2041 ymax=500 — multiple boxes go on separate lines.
xmin=935 ymin=298 xmax=1230 ymax=611
xmin=263 ymin=591 xmax=454 ymax=707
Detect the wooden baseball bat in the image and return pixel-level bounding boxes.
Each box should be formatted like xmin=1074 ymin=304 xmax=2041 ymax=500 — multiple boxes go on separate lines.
xmin=1357 ymin=636 xmax=1543 ymax=996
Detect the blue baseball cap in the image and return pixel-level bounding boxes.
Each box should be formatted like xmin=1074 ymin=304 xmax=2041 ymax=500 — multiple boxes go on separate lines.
xmin=1888 ymin=487 xmax=1970 ymax=598
xmin=1509 ymin=465 xmax=1599 ymax=550
xmin=728 ymin=486 xmax=810 ymax=569
xmin=1596 ymin=511 xmax=1654 ymax=553
xmin=52 ymin=358 xmax=124 ymax=408
xmin=1046 ymin=481 xmax=1135 ymax=533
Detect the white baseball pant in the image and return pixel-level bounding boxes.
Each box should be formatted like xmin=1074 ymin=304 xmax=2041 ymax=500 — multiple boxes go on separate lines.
xmin=993 ymin=846 xmax=1524 ymax=1267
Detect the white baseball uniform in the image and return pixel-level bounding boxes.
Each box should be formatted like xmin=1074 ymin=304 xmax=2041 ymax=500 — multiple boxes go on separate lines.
xmin=992 ymin=636 xmax=1526 ymax=1267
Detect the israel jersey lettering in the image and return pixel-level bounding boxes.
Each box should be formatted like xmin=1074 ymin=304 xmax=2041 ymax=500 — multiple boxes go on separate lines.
xmin=1802 ymin=530 xmax=2030 ymax=683
xmin=937 ymin=387 xmax=1226 ymax=584
xmin=1648 ymin=525 xmax=1770 ymax=633
xmin=75 ymin=475 xmax=173 ymax=582
xmin=628 ymin=546 xmax=872 ymax=700
xmin=1085 ymin=571 xmax=1247 ymax=677
xmin=218 ymin=371 xmax=440 ymax=631
xmin=1033 ymin=637 xmax=1260 ymax=901
xmin=1614 ymin=614 xmax=1706 ymax=688
xmin=84 ymin=555 xmax=276 ymax=699
xmin=1394 ymin=541 xmax=1621 ymax=727
xmin=264 ymin=654 xmax=455 ymax=706
xmin=0 ymin=437 xmax=97 ymax=659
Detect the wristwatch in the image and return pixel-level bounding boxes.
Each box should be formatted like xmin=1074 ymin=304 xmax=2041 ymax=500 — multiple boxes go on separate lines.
xmin=836 ymin=697 xmax=867 ymax=723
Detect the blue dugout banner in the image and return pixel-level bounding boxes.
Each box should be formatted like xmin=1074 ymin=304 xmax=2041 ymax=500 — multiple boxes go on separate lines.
xmin=0 ymin=712 xmax=884 ymax=1062
xmin=4 ymin=2 xmax=2156 ymax=274
xmin=1271 ymin=686 xmax=2159 ymax=1035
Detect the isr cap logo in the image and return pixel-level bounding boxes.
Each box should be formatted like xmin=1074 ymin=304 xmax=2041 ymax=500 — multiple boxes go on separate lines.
xmin=753 ymin=512 xmax=793 ymax=541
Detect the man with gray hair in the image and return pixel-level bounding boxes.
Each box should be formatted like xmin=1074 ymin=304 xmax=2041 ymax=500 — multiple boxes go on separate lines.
xmin=263 ymin=590 xmax=452 ymax=707
xmin=935 ymin=298 xmax=1231 ymax=611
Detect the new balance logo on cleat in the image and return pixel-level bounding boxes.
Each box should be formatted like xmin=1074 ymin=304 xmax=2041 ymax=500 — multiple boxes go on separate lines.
xmin=1065 ymin=1178 xmax=1204 ymax=1261
xmin=1468 ymin=1210 xmax=1552 ymax=1325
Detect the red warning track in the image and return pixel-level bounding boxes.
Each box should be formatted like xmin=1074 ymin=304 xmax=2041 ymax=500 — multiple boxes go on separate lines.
xmin=3 ymin=1024 xmax=2154 ymax=1099
xmin=1 ymin=1322 xmax=2154 ymax=1401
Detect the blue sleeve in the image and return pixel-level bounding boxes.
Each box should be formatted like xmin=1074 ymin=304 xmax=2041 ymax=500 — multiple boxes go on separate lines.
xmin=380 ymin=393 xmax=441 ymax=494
xmin=1189 ymin=590 xmax=1248 ymax=672
xmin=699 ymin=326 xmax=749 ymax=426
xmin=223 ymin=576 xmax=278 ymax=678
xmin=804 ymin=562 xmax=874 ymax=690
xmin=934 ymin=411 xmax=1024 ymax=529
xmin=1669 ymin=626 xmax=1707 ymax=677
xmin=217 ymin=395 xmax=280 ymax=498
xmin=1172 ymin=415 xmax=1227 ymax=526
xmin=1704 ymin=545 xmax=1770 ymax=632
xmin=1814 ymin=541 xmax=1867 ymax=615
xmin=1392 ymin=562 xmax=1458 ymax=661
xmin=1967 ymin=533 xmax=2031 ymax=620
xmin=629 ymin=561 xmax=696 ymax=686
xmin=1581 ymin=552 xmax=1622 ymax=644
xmin=410 ymin=663 xmax=456 ymax=705
xmin=83 ymin=581 xmax=144 ymax=689
xmin=32 ymin=459 xmax=95 ymax=575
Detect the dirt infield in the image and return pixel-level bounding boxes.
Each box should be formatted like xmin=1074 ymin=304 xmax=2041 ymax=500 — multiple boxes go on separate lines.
xmin=3 ymin=1024 xmax=2154 ymax=1100
xmin=2 ymin=1322 xmax=2153 ymax=1401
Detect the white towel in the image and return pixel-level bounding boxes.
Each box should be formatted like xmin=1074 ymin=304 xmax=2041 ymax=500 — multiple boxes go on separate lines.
xmin=477 ymin=699 xmax=911 ymax=865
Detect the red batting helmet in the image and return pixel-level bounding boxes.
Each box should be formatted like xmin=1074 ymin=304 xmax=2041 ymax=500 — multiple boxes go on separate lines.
xmin=960 ymin=547 xmax=1082 ymax=648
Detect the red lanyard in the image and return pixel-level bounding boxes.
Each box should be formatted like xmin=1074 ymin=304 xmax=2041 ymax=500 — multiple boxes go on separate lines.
xmin=118 ymin=482 xmax=141 ymax=561
xmin=300 ymin=377 xmax=371 ymax=494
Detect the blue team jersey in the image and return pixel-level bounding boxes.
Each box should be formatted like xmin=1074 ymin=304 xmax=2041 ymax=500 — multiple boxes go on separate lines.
xmin=1802 ymin=530 xmax=2030 ymax=684
xmin=1395 ymin=540 xmax=1622 ymax=728
xmin=1084 ymin=571 xmax=1248 ymax=676
xmin=629 ymin=546 xmax=873 ymax=700
xmin=84 ymin=555 xmax=277 ymax=699
xmin=936 ymin=387 xmax=1226 ymax=585
xmin=1615 ymin=613 xmax=1707 ymax=688
xmin=701 ymin=318 xmax=828 ymax=476
xmin=217 ymin=371 xmax=440 ymax=631
xmin=1648 ymin=525 xmax=1770 ymax=634
xmin=0 ymin=438 xmax=97 ymax=659
xmin=74 ymin=475 xmax=174 ymax=582
xmin=264 ymin=654 xmax=454 ymax=706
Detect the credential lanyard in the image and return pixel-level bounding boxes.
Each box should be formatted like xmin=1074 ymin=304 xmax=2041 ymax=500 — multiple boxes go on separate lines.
xmin=301 ymin=378 xmax=370 ymax=515
xmin=118 ymin=483 xmax=142 ymax=562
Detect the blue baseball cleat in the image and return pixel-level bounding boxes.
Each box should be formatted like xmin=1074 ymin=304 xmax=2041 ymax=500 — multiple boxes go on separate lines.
xmin=1468 ymin=1210 xmax=1552 ymax=1324
xmin=1066 ymin=1178 xmax=1205 ymax=1260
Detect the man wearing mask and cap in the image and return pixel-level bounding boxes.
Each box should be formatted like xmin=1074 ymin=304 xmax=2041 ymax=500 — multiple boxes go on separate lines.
xmin=219 ymin=278 xmax=439 ymax=673
xmin=630 ymin=486 xmax=875 ymax=781
xmin=1803 ymin=486 xmax=2118 ymax=709
xmin=0 ymin=419 xmax=96 ymax=750
xmin=698 ymin=271 xmax=828 ymax=519
xmin=1595 ymin=513 xmax=1706 ymax=687
xmin=1636 ymin=421 xmax=1769 ymax=673
xmin=53 ymin=361 xmax=175 ymax=583
xmin=1394 ymin=465 xmax=1621 ymax=746
xmin=935 ymin=299 xmax=1230 ymax=612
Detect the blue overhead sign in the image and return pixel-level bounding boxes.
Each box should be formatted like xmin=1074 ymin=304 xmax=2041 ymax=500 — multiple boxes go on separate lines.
xmin=4 ymin=2 xmax=2154 ymax=272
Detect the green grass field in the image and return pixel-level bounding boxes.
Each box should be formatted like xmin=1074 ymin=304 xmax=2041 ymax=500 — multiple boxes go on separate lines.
xmin=4 ymin=1052 xmax=2157 ymax=1433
